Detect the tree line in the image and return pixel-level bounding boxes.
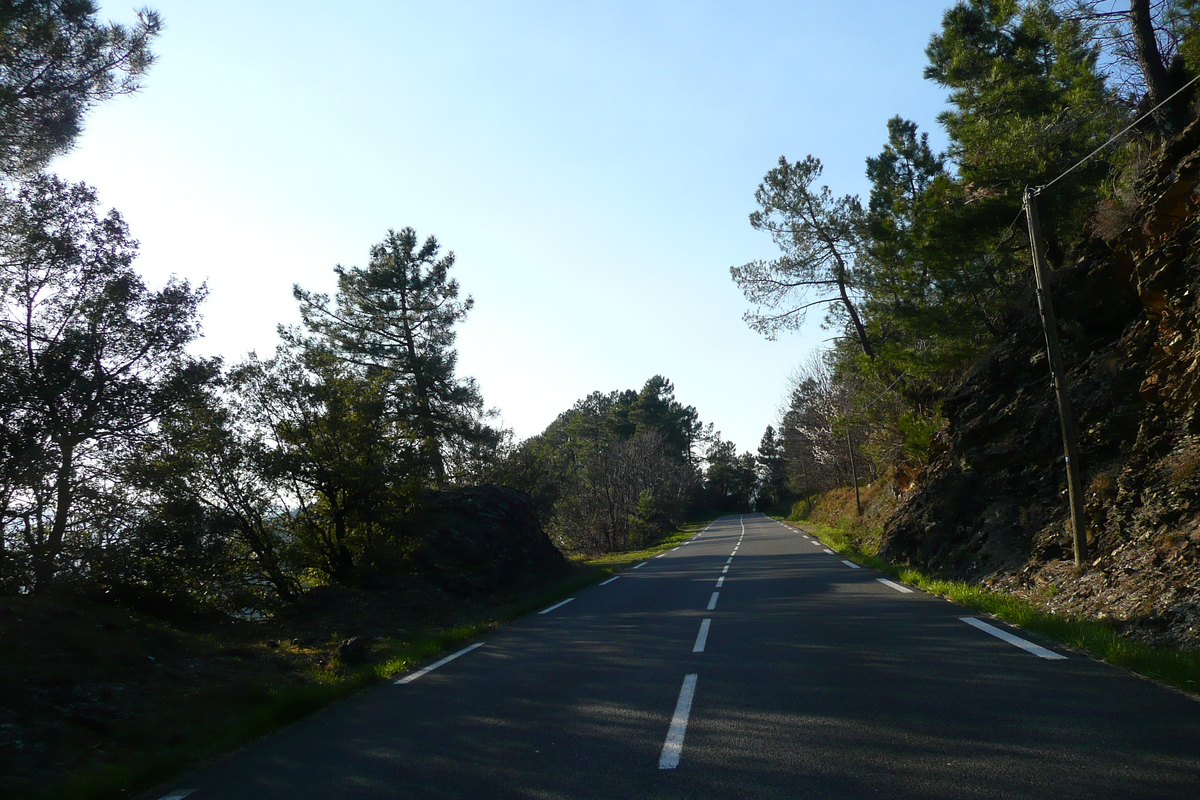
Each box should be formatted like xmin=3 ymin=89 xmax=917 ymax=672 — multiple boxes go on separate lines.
xmin=0 ymin=3 xmax=782 ymax=615
xmin=737 ymin=0 xmax=1200 ymax=507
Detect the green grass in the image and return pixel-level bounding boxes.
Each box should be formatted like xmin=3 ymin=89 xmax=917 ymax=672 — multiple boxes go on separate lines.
xmin=782 ymin=517 xmax=1200 ymax=696
xmin=51 ymin=520 xmax=714 ymax=800
xmin=579 ymin=524 xmax=706 ymax=571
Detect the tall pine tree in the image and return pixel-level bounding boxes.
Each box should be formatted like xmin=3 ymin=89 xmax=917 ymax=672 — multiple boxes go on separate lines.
xmin=294 ymin=227 xmax=494 ymax=489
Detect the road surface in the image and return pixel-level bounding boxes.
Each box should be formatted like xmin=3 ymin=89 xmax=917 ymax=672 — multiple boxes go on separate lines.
xmin=147 ymin=514 xmax=1200 ymax=799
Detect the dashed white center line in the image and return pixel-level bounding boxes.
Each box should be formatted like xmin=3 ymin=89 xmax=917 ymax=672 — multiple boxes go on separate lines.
xmin=961 ymin=617 xmax=1067 ymax=659
xmin=721 ymin=565 xmax=729 ymax=574
xmin=707 ymin=592 xmax=719 ymax=610
xmin=823 ymin=548 xmax=835 ymax=554
xmin=600 ymin=576 xmax=620 ymax=585
xmin=538 ymin=597 xmax=576 ymax=614
xmin=633 ymin=561 xmax=648 ymax=569
xmin=692 ymin=619 xmax=711 ymax=653
xmin=659 ymin=674 xmax=699 ymax=769
xmin=841 ymin=560 xmax=862 ymax=569
xmin=726 ymin=557 xmax=733 ymax=564
xmin=395 ymin=643 xmax=484 ymax=684
xmin=802 ymin=535 xmax=811 ymax=539
xmin=158 ymin=792 xmax=196 ymax=800
xmin=810 ymin=540 xmax=823 ymax=546
xmin=876 ymin=578 xmax=913 ymax=594
xmin=656 ymin=552 xmax=668 ymax=558
xmin=715 ymin=576 xmax=724 ymax=587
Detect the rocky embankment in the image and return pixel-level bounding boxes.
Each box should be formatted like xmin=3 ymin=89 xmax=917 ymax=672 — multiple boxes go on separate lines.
xmin=882 ymin=119 xmax=1200 ymax=650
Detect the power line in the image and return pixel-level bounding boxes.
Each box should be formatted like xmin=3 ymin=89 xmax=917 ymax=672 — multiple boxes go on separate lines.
xmin=1035 ymin=70 xmax=1200 ymax=196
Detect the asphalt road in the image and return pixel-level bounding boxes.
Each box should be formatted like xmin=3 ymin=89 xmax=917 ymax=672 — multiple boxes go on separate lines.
xmin=148 ymin=514 xmax=1200 ymax=799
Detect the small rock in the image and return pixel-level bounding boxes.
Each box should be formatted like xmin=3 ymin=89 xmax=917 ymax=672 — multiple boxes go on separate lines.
xmin=336 ymin=636 xmax=372 ymax=664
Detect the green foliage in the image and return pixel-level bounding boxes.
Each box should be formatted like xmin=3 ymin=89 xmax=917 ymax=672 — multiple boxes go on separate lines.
xmin=703 ymin=437 xmax=758 ymax=512
xmin=730 ymin=155 xmax=874 ymax=356
xmin=293 ymin=227 xmax=499 ymax=489
xmin=755 ymin=425 xmax=789 ymax=509
xmin=491 ymin=376 xmax=704 ymax=554
xmin=927 ymin=0 xmax=1122 ymax=249
xmin=742 ymin=0 xmax=1200 ymax=509
xmin=230 ymin=346 xmax=408 ymax=587
xmin=0 ymin=2 xmax=162 ymax=176
xmin=0 ymin=175 xmax=214 ymax=592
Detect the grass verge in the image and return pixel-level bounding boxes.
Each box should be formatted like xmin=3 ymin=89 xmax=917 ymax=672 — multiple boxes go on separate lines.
xmin=52 ymin=521 xmax=712 ymax=800
xmin=785 ymin=518 xmax=1200 ymax=696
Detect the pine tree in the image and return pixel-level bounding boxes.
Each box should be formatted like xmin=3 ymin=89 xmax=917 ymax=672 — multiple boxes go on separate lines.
xmin=730 ymin=156 xmax=875 ymax=358
xmin=294 ymin=227 xmax=494 ymax=489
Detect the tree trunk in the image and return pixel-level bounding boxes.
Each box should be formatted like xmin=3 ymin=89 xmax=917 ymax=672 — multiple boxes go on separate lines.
xmin=397 ymin=298 xmax=447 ymax=489
xmin=834 ymin=260 xmax=875 ymax=359
xmin=1130 ymin=0 xmax=1186 ymax=132
xmin=33 ymin=441 xmax=75 ymax=590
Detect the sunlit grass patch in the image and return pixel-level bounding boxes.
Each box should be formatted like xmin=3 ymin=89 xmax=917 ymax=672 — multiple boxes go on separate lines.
xmin=579 ymin=521 xmax=711 ymax=571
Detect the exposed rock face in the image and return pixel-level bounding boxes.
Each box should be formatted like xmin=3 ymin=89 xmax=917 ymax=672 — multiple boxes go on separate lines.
xmin=882 ymin=119 xmax=1200 ymax=650
xmin=409 ymin=484 xmax=566 ymax=595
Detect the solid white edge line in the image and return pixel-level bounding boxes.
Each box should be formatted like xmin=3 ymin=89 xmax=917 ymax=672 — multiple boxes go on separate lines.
xmin=633 ymin=561 xmax=648 ymax=569
xmin=693 ymin=618 xmax=711 ymax=653
xmin=395 ymin=643 xmax=484 ymax=684
xmin=961 ymin=617 xmax=1067 ymax=660
xmin=600 ymin=576 xmax=620 ymax=585
xmin=841 ymin=560 xmax=862 ymax=569
xmin=659 ymin=674 xmax=699 ymax=769
xmin=876 ymin=578 xmax=914 ymax=594
xmin=707 ymin=591 xmax=719 ymax=610
xmin=538 ymin=597 xmax=575 ymax=614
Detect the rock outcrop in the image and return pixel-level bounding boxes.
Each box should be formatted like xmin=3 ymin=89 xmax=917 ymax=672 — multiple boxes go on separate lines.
xmin=408 ymin=484 xmax=566 ymax=595
xmin=882 ymin=119 xmax=1200 ymax=650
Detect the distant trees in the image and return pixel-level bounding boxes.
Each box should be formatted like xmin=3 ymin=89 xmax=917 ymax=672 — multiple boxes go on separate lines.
xmin=702 ymin=437 xmax=757 ymax=512
xmin=492 ymin=376 xmax=706 ymax=554
xmin=755 ymin=425 xmax=788 ymax=509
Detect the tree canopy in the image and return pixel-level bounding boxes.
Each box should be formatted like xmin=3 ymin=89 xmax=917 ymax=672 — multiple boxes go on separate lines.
xmin=0 ymin=1 xmax=161 ymax=175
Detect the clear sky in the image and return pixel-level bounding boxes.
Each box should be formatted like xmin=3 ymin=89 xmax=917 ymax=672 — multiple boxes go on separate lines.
xmin=54 ymin=0 xmax=954 ymax=455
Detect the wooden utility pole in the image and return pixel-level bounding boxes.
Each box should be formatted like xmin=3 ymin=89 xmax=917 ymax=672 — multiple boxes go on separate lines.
xmin=1024 ymin=188 xmax=1088 ymax=567
xmin=846 ymin=430 xmax=862 ymax=516
xmin=801 ymin=457 xmax=812 ymax=516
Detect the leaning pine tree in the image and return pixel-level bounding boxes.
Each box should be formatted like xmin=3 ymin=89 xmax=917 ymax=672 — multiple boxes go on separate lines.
xmin=294 ymin=227 xmax=494 ymax=489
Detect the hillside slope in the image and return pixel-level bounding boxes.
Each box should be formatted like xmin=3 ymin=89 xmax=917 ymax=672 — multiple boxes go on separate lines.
xmin=882 ymin=119 xmax=1200 ymax=651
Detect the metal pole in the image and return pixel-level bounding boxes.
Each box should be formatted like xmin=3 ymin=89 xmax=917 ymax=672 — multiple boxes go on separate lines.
xmin=1024 ymin=188 xmax=1088 ymax=567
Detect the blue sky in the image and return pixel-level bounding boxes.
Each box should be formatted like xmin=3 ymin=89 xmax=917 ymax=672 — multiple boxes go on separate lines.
xmin=55 ymin=0 xmax=954 ymax=455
